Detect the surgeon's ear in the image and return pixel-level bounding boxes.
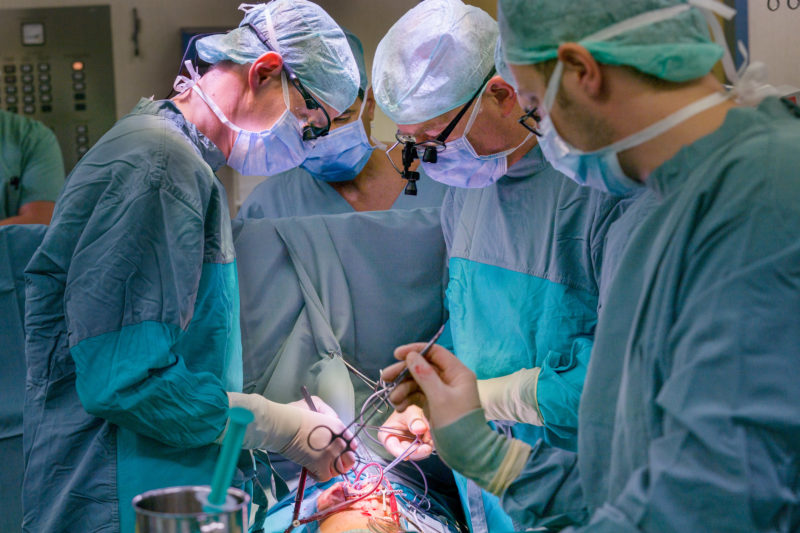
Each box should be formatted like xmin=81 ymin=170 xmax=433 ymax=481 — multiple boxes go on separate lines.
xmin=557 ymin=43 xmax=603 ymax=100
xmin=364 ymin=87 xmax=376 ymax=123
xmin=249 ymin=51 xmax=283 ymax=91
xmin=486 ymin=75 xmax=518 ymax=117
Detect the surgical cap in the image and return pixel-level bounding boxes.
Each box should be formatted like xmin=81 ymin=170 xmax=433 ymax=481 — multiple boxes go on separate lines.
xmin=196 ymin=1 xmax=358 ymax=113
xmin=497 ymin=0 xmax=724 ymax=82
xmin=342 ymin=27 xmax=368 ymax=95
xmin=494 ymin=38 xmax=517 ymax=90
xmin=372 ymin=0 xmax=498 ymax=125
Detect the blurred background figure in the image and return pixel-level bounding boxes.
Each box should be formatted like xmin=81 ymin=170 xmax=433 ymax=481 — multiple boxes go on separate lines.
xmin=0 ymin=110 xmax=64 ymax=225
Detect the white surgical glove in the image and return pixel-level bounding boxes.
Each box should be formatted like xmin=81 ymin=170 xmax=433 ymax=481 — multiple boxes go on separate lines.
xmin=477 ymin=368 xmax=543 ymax=425
xmin=225 ymin=392 xmax=356 ymax=481
xmin=378 ymin=405 xmax=434 ymax=461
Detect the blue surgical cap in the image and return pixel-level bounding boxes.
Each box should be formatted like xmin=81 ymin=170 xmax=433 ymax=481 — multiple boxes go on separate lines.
xmin=497 ymin=0 xmax=724 ymax=82
xmin=196 ymin=1 xmax=359 ymax=113
xmin=342 ymin=27 xmax=368 ymax=96
xmin=372 ymin=0 xmax=498 ymax=125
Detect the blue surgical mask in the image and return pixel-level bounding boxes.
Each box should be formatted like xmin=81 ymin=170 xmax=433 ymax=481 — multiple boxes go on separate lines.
xmin=421 ymin=88 xmax=531 ymax=188
xmin=174 ymin=62 xmax=307 ymax=176
xmin=537 ymin=3 xmax=736 ymax=195
xmin=300 ymin=95 xmax=376 ymax=182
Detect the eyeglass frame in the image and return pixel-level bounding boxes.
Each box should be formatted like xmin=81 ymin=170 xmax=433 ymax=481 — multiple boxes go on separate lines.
xmin=518 ymin=107 xmax=543 ymax=137
xmin=245 ymin=23 xmax=331 ymax=140
xmin=386 ymin=66 xmax=498 ymax=177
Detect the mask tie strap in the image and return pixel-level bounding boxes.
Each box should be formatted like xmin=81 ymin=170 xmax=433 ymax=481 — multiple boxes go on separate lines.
xmin=173 ymin=60 xmax=201 ymax=94
xmin=590 ymin=91 xmax=730 ymax=156
xmin=183 ymin=64 xmax=244 ymax=134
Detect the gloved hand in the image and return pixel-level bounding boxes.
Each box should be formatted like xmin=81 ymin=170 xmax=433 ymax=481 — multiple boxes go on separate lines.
xmin=382 ymin=344 xmax=531 ymax=495
xmin=383 ymin=342 xmax=481 ymax=429
xmin=477 ymin=368 xmax=543 ymax=425
xmin=378 ymin=405 xmax=434 ymax=461
xmin=226 ymin=392 xmax=356 ymax=481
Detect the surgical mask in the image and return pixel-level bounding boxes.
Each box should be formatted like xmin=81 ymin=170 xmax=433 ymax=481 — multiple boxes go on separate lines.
xmin=300 ymin=94 xmax=376 ymax=182
xmin=421 ymin=89 xmax=532 ymax=188
xmin=537 ymin=1 xmax=740 ymax=195
xmin=174 ymin=61 xmax=307 ymax=176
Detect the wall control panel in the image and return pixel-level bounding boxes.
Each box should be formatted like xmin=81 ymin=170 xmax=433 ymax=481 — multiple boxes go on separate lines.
xmin=1 ymin=5 xmax=116 ymax=172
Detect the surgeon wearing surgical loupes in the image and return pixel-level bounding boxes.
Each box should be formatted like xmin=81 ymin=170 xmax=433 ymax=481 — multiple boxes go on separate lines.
xmin=371 ymin=1 xmax=629 ymax=531
xmin=238 ymin=28 xmax=449 ymax=218
xmin=383 ymin=0 xmax=800 ymax=531
xmin=23 ymin=3 xmax=360 ymax=532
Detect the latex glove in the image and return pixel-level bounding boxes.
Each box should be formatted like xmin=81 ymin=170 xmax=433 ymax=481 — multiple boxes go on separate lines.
xmin=383 ymin=342 xmax=481 ymax=429
xmin=378 ymin=405 xmax=434 ymax=461
xmin=226 ymin=392 xmax=356 ymax=481
xmin=383 ymin=345 xmax=530 ymax=495
xmin=477 ymin=368 xmax=543 ymax=425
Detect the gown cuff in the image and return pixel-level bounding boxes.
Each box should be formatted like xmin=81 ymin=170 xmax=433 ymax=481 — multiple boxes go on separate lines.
xmin=433 ymin=408 xmax=530 ymax=495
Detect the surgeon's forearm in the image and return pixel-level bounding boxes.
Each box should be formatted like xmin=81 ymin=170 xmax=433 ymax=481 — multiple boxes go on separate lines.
xmin=72 ymin=325 xmax=229 ymax=448
xmin=432 ymin=409 xmax=531 ymax=495
xmin=0 ymin=201 xmax=55 ymax=225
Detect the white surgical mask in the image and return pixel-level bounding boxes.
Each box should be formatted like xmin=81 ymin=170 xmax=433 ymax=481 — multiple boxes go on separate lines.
xmin=300 ymin=93 xmax=376 ymax=182
xmin=421 ymin=88 xmax=532 ymax=188
xmin=174 ymin=61 xmax=307 ymax=176
xmin=537 ymin=0 xmax=741 ymax=195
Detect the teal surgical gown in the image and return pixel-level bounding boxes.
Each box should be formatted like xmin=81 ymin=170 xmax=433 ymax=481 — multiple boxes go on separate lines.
xmin=441 ymin=144 xmax=626 ymax=531
xmin=23 ymin=98 xmax=241 ymax=533
xmin=236 ymin=165 xmax=448 ymax=219
xmin=501 ymin=97 xmax=800 ymax=532
xmin=1 ymin=109 xmax=65 ymax=219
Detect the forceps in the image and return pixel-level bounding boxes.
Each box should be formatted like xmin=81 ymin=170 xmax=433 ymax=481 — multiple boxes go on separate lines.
xmin=306 ymin=324 xmax=446 ymax=474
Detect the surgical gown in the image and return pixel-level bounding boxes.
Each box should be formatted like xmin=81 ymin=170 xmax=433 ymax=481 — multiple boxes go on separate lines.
xmin=236 ymin=165 xmax=448 ymax=219
xmin=501 ymin=97 xmax=800 ymax=532
xmin=23 ymin=98 xmax=241 ymax=533
xmin=441 ymin=144 xmax=626 ymax=531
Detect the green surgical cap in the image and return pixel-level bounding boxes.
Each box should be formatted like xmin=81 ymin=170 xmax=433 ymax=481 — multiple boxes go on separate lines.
xmin=372 ymin=0 xmax=498 ymax=125
xmin=494 ymin=38 xmax=517 ymax=90
xmin=196 ymin=1 xmax=358 ymax=113
xmin=497 ymin=0 xmax=724 ymax=82
xmin=342 ymin=27 xmax=368 ymax=95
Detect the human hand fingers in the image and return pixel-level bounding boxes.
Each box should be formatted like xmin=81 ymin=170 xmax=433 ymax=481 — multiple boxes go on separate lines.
xmin=388 ymin=377 xmax=422 ymax=407
xmin=394 ymin=342 xmax=430 ymax=361
xmin=335 ymin=450 xmax=356 ymax=475
xmin=405 ymin=350 xmax=479 ymax=429
xmin=380 ymin=360 xmax=407 ymax=383
xmin=405 ymin=442 xmax=433 ymax=461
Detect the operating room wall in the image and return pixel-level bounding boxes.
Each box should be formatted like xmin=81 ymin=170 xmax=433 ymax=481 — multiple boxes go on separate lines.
xmin=746 ymin=0 xmax=800 ymax=89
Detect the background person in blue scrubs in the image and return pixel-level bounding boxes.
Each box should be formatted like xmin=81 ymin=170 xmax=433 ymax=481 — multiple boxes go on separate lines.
xmin=0 ymin=110 xmax=64 ymax=225
xmin=237 ymin=29 xmax=448 ymax=219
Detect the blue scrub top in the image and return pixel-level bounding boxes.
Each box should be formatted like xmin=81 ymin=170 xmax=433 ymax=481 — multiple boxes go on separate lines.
xmin=0 ymin=110 xmax=64 ymax=219
xmin=441 ymin=143 xmax=629 ymax=531
xmin=236 ymin=165 xmax=448 ymax=219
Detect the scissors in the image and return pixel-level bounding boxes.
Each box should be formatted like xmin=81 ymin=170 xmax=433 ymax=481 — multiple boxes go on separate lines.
xmin=306 ymin=325 xmax=446 ymax=475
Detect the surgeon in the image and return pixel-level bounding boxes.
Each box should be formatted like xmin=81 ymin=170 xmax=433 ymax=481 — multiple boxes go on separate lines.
xmin=383 ymin=0 xmax=800 ymax=531
xmin=23 ymin=2 xmax=360 ymax=532
xmin=237 ymin=28 xmax=448 ymax=218
xmin=371 ymin=1 xmax=627 ymax=530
